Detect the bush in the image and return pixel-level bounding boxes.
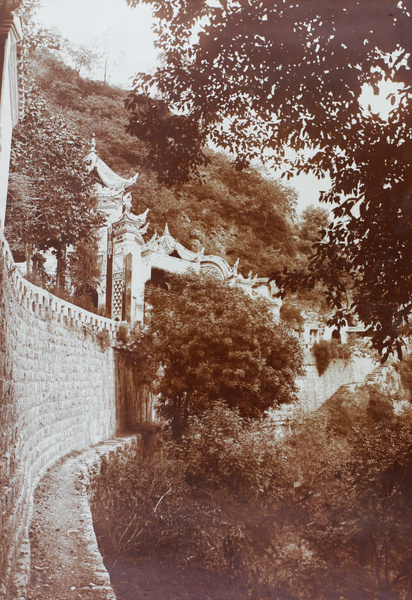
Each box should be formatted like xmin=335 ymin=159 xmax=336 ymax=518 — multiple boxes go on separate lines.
xmin=279 ymin=302 xmax=304 ymax=330
xmin=91 ymin=443 xmax=194 ymax=560
xmin=91 ymin=392 xmax=412 ymax=599
xmin=312 ymin=338 xmax=352 ymax=376
xmin=398 ymin=355 xmax=412 ymax=399
xmin=177 ymin=403 xmax=283 ymax=500
xmin=312 ymin=339 xmax=332 ymax=375
xmin=92 ymin=409 xmax=286 ymax=580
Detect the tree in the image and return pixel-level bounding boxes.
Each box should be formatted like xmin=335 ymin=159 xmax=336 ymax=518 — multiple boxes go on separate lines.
xmin=299 ymin=205 xmax=330 ymax=245
xmin=65 ymin=42 xmax=103 ymax=79
xmin=296 ymin=204 xmax=331 ymax=263
xmin=122 ymin=273 xmax=303 ymax=437
xmin=17 ymin=0 xmax=62 ymax=54
xmin=125 ymin=95 xmax=209 ymax=183
xmin=5 ymin=89 xmax=104 ymax=291
xmin=126 ymin=0 xmax=412 ymax=357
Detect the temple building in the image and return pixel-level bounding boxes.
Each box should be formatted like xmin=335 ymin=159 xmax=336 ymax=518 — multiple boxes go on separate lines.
xmin=84 ymin=140 xmax=282 ymax=324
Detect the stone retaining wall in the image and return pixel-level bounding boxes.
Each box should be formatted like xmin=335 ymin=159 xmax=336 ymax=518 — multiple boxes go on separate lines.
xmin=0 ymin=236 xmax=139 ymax=599
xmin=0 ymin=229 xmax=379 ymax=598
xmin=299 ymin=353 xmax=377 ymax=411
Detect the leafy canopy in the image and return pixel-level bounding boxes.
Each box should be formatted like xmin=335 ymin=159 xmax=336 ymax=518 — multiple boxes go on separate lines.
xmin=25 ymin=40 xmax=303 ymax=279
xmin=121 ymin=273 xmax=303 ymax=437
xmin=6 ymin=88 xmax=104 ymax=291
xmin=126 ymin=0 xmax=412 ymax=357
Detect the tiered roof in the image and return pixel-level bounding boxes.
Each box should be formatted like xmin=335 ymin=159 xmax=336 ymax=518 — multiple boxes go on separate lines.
xmin=84 ymin=137 xmax=138 ymax=201
xmin=86 ymin=139 xmax=277 ymax=300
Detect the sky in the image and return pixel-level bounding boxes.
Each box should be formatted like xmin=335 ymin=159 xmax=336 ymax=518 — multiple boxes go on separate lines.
xmin=35 ymin=0 xmax=157 ymax=88
xmin=34 ymin=0 xmax=332 ymax=213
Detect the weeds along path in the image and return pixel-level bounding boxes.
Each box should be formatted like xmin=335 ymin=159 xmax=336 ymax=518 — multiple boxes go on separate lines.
xmin=27 ymin=436 xmax=141 ymax=600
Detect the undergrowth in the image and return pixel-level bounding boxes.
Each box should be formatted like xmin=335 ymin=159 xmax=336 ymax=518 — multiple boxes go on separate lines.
xmin=91 ymin=392 xmax=412 ymax=599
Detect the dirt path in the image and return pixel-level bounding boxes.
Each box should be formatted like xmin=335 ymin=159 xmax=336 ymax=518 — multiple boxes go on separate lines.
xmin=27 ymin=437 xmax=139 ymax=600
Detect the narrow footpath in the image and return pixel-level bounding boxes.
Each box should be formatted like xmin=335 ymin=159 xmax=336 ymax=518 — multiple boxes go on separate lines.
xmin=27 ymin=437 xmax=140 ymax=600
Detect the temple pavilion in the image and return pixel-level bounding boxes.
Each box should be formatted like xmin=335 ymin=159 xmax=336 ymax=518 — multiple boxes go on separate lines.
xmin=84 ymin=139 xmax=282 ymax=324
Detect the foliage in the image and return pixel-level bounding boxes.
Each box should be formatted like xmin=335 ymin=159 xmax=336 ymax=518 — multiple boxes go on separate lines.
xmin=92 ymin=443 xmax=191 ymax=559
xmin=127 ymin=0 xmax=412 ymax=358
xmin=65 ymin=42 xmax=102 ymax=78
xmin=274 ymin=394 xmax=412 ymax=599
xmin=120 ymin=273 xmax=303 ymax=436
xmin=22 ymin=44 xmax=303 ymax=278
xmin=366 ymin=385 xmax=395 ymax=425
xmin=333 ymin=416 xmax=412 ymax=597
xmin=92 ymin=382 xmax=412 ymax=599
xmin=312 ymin=340 xmax=332 ymax=376
xmin=297 ymin=205 xmax=330 ymax=256
xmin=92 ymin=408 xmax=286 ymax=587
xmin=18 ymin=0 xmax=62 ymax=55
xmin=67 ymin=239 xmax=103 ymax=309
xmin=312 ymin=339 xmax=351 ymax=376
xmin=5 ymin=88 xmax=104 ymax=292
xmin=279 ymin=302 xmax=304 ymax=331
xmin=177 ymin=402 xmax=282 ymax=500
xmin=92 ymin=439 xmax=253 ymax=577
xmin=125 ymin=95 xmax=209 ymax=183
xmin=95 ymin=329 xmax=112 ymax=352
xmin=397 ymin=355 xmax=412 ymax=400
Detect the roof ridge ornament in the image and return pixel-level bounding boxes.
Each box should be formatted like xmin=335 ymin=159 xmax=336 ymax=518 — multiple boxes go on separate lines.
xmin=231 ymin=258 xmax=240 ymax=276
xmin=136 ymin=208 xmax=150 ymax=223
xmin=84 ymin=136 xmax=139 ymax=193
xmin=122 ymin=191 xmax=133 ymax=214
xmin=129 ymin=172 xmax=139 ymax=185
xmin=139 ymin=222 xmax=150 ymax=236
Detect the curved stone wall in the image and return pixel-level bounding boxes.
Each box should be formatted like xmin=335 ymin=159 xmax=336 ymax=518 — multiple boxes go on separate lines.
xmin=0 ymin=229 xmax=378 ymax=598
xmin=0 ymin=236 xmax=124 ymax=599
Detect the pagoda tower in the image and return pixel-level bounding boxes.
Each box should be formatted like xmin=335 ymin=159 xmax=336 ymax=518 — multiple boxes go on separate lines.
xmin=107 ymin=197 xmax=150 ymax=322
xmin=84 ymin=139 xmax=148 ymax=321
xmin=84 ymin=138 xmax=282 ymax=324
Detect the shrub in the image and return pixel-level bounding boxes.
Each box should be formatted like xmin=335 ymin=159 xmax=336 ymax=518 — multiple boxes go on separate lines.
xmin=176 ymin=402 xmax=283 ymax=500
xmin=312 ymin=338 xmax=352 ymax=376
xmin=312 ymin=339 xmax=333 ymax=375
xmin=279 ymin=302 xmax=304 ymax=330
xmin=91 ymin=392 xmax=412 ymax=599
xmin=96 ymin=329 xmax=112 ymax=352
xmin=92 ymin=410 xmax=286 ymax=580
xmin=366 ymin=385 xmax=395 ymax=424
xmin=398 ymin=355 xmax=412 ymax=399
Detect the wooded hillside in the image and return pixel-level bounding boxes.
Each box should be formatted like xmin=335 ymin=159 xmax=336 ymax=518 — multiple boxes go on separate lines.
xmin=19 ymin=47 xmax=319 ymax=278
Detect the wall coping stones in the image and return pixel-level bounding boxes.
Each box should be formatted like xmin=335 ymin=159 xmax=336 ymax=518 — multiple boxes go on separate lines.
xmin=1 ymin=235 xmax=121 ymax=338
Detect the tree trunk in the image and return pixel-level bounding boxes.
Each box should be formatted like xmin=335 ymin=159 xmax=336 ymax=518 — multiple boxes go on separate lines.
xmin=56 ymin=246 xmax=66 ymax=292
xmin=25 ymin=243 xmax=33 ymax=277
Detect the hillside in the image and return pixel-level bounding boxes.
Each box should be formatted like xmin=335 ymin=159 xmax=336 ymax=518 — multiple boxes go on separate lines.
xmin=26 ymin=48 xmax=308 ymax=278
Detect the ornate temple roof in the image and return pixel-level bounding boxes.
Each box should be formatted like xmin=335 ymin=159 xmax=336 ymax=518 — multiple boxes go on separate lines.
xmin=84 ymin=139 xmax=277 ymax=300
xmin=84 ymin=137 xmax=138 ymax=198
xmin=141 ymin=222 xmax=265 ymax=286
xmin=142 ymin=224 xmax=205 ymax=262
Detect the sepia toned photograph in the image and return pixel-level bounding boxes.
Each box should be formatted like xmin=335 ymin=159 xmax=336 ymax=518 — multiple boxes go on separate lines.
xmin=1 ymin=0 xmax=411 ymax=598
